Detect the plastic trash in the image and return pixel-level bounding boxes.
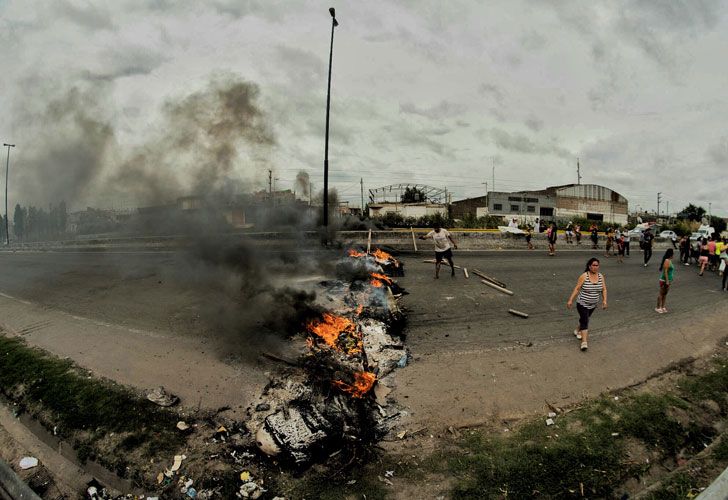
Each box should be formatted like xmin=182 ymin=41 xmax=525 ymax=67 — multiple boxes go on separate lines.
xmin=19 ymin=457 xmax=38 ymax=469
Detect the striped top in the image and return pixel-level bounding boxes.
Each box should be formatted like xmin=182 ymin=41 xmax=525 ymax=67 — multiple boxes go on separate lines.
xmin=577 ymin=272 xmax=604 ymax=308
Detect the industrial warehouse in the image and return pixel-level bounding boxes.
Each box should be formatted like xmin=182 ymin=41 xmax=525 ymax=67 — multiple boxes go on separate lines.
xmin=450 ymin=183 xmax=629 ymax=225
xmin=367 ymin=183 xmax=630 ymax=226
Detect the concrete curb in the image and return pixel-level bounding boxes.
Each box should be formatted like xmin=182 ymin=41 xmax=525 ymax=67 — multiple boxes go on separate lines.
xmin=0 ymin=458 xmax=41 ymax=500
xmin=697 ymin=465 xmax=728 ymax=499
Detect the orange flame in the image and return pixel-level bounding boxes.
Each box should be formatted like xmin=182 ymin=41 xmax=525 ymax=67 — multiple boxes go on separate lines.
xmin=348 ymin=249 xmax=366 ymax=258
xmin=332 ymin=371 xmax=376 ymax=398
xmin=307 ymin=313 xmax=354 ymax=349
xmin=370 ymin=272 xmax=393 ymax=284
xmin=370 ymin=279 xmax=383 ymax=287
xmin=371 ymin=248 xmax=393 ymax=261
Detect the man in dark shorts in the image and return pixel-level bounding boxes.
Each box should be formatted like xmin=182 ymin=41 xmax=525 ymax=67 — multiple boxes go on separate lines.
xmin=642 ymin=227 xmax=654 ymax=267
xmin=419 ymin=224 xmax=458 ymax=278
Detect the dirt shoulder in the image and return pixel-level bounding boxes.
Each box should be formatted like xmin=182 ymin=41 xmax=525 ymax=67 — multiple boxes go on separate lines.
xmin=394 ymin=300 xmax=728 ymax=431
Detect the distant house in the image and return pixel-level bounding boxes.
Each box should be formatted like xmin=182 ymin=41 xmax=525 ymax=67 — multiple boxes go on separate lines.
xmin=451 ymin=184 xmax=629 ymax=225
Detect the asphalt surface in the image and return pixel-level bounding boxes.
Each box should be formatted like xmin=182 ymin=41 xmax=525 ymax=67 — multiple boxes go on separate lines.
xmin=397 ymin=247 xmax=727 ymax=351
xmin=0 ymin=246 xmax=724 ymax=352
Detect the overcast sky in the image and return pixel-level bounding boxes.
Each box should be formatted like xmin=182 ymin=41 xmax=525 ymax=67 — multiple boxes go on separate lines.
xmin=0 ymin=0 xmax=726 ymax=216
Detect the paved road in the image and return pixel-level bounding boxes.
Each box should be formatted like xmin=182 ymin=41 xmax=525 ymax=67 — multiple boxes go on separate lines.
xmin=0 ymin=246 xmax=723 ymax=352
xmin=397 ymin=248 xmax=726 ymax=351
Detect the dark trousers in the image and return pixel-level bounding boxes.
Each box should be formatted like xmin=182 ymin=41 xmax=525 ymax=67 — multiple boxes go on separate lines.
xmin=624 ymin=241 xmax=630 ymax=256
xmin=644 ymin=246 xmax=652 ymax=264
xmin=576 ymin=303 xmax=595 ymax=331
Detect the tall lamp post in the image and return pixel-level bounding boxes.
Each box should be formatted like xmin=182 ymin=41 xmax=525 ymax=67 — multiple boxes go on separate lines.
xmin=3 ymin=143 xmax=14 ymax=246
xmin=323 ymin=7 xmax=338 ymax=229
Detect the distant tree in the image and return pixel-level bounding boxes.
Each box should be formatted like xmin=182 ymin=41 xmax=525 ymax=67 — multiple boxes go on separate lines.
xmin=13 ymin=204 xmax=25 ymax=242
xmin=678 ymin=204 xmax=706 ymax=222
xmin=709 ymin=215 xmax=726 ymax=234
xmin=401 ymin=187 xmax=426 ymax=203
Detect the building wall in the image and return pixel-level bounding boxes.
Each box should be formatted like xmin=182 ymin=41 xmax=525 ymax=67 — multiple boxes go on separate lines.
xmin=453 ymin=184 xmax=629 ymax=225
xmin=368 ymin=203 xmax=448 ymax=219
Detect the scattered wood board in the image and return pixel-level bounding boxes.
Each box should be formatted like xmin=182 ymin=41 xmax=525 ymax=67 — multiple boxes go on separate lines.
xmin=508 ymin=308 xmax=528 ymax=318
xmin=472 ymin=268 xmax=507 ymax=288
xmin=411 ymin=227 xmax=418 ymax=252
xmin=463 ymin=267 xmax=469 ymax=278
xmin=481 ymin=279 xmax=514 ymax=295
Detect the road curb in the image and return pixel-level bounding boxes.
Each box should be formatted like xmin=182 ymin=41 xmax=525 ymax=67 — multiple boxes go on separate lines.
xmin=0 ymin=458 xmax=41 ymax=500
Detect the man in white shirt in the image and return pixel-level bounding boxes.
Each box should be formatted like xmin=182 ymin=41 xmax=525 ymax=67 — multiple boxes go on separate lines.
xmin=419 ymin=224 xmax=458 ymax=278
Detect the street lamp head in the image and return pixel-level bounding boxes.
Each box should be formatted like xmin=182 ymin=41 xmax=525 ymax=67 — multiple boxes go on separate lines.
xmin=3 ymin=144 xmax=14 ymax=148
xmin=329 ymin=7 xmax=336 ymax=17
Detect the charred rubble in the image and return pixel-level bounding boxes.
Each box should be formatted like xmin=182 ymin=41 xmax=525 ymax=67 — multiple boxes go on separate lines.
xmin=246 ymin=248 xmax=408 ymax=468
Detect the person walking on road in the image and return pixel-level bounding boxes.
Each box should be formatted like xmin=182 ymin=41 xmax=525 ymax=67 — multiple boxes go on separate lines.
xmin=698 ymin=237 xmax=710 ymax=276
xmin=616 ymin=233 xmax=625 ymax=263
xmin=567 ymin=258 xmax=608 ymax=352
xmin=547 ymin=222 xmax=558 ymax=256
xmin=679 ymin=235 xmax=690 ymax=266
xmin=604 ymin=227 xmax=614 ymax=257
xmin=656 ymin=248 xmax=674 ymax=314
xmin=419 ymin=223 xmax=457 ymax=279
xmin=642 ymin=227 xmax=654 ymax=267
xmin=525 ymin=225 xmax=534 ymax=250
xmin=590 ymin=223 xmax=599 ymax=249
xmin=575 ymin=224 xmax=582 ymax=245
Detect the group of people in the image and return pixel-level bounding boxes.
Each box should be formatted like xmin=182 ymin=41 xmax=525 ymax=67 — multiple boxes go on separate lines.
xmin=421 ymin=222 xmax=727 ymax=354
xmin=678 ymin=234 xmax=728 ymax=289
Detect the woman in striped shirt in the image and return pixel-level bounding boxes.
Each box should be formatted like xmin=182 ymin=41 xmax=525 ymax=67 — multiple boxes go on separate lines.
xmin=566 ymin=257 xmax=608 ymax=351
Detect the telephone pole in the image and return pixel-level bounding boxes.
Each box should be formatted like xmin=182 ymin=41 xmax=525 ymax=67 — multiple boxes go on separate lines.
xmin=577 ymin=157 xmax=582 ymax=185
xmin=491 ymin=157 xmax=495 ymax=193
xmin=360 ymin=178 xmax=364 ymax=215
xmin=3 ymin=143 xmax=15 ymax=245
xmin=657 ymin=192 xmax=662 ymax=217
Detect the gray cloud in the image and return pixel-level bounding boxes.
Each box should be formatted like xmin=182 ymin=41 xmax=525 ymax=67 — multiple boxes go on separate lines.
xmin=491 ymin=128 xmax=570 ymax=158
xmin=399 ymin=100 xmax=467 ymax=120
xmin=275 ymin=45 xmax=326 ymax=88
xmin=50 ymin=1 xmax=115 ymax=31
xmin=524 ymin=116 xmax=543 ymax=132
xmin=82 ymin=46 xmax=169 ymax=81
xmin=707 ymin=136 xmax=728 ymax=165
xmin=478 ymin=83 xmax=506 ymax=107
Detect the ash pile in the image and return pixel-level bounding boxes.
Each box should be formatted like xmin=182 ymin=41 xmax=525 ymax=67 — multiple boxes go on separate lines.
xmin=247 ymin=247 xmax=408 ymax=467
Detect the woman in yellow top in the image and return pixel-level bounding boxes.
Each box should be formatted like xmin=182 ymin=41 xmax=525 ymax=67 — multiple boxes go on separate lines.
xmin=656 ymin=249 xmax=674 ymax=314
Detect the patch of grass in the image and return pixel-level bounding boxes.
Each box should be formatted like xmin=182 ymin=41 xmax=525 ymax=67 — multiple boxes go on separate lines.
xmin=679 ymin=358 xmax=728 ymax=413
xmin=713 ymin=435 xmax=728 ymax=460
xmin=443 ymin=388 xmax=719 ymax=498
xmin=0 ymin=335 xmax=185 ymax=466
xmin=275 ymin=466 xmax=389 ymax=500
xmin=644 ymin=471 xmax=703 ymax=500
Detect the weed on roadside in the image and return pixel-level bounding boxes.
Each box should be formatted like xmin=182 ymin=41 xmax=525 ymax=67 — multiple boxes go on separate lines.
xmin=440 ymin=358 xmax=728 ymax=498
xmin=0 ymin=335 xmax=184 ymax=474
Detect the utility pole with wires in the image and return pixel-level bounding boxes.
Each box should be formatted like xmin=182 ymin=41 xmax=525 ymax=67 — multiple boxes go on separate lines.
xmin=577 ymin=157 xmax=582 ymax=185
xmin=360 ymin=178 xmax=364 ymax=215
xmin=657 ymin=192 xmax=662 ymax=217
xmin=491 ymin=157 xmax=495 ymax=193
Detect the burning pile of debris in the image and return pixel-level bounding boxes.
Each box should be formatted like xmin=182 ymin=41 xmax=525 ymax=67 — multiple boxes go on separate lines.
xmin=247 ymin=248 xmax=407 ymax=467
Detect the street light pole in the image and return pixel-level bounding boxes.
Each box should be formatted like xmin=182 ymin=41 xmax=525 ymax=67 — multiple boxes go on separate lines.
xmin=3 ymin=143 xmax=14 ymax=245
xmin=323 ymin=7 xmax=338 ymax=230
